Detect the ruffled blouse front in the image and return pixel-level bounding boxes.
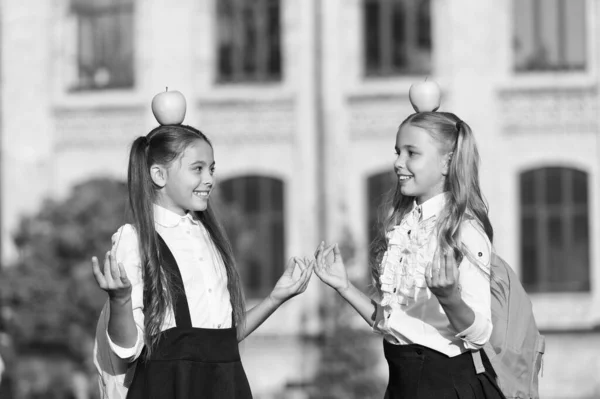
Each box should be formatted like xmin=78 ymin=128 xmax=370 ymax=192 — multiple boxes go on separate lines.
xmin=372 ymin=192 xmax=494 ymax=357
xmin=379 ymin=204 xmax=437 ymax=307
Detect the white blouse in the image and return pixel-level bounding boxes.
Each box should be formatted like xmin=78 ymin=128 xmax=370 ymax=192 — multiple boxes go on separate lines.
xmin=106 ymin=204 xmax=232 ymax=361
xmin=372 ymin=192 xmax=493 ymax=357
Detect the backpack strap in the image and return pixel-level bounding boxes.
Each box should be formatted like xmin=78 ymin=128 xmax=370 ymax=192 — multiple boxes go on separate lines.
xmin=472 ymin=350 xmax=485 ymax=374
xmin=472 ymin=342 xmax=496 ymax=374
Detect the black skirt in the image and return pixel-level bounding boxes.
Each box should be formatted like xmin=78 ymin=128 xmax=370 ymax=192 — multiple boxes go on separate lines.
xmin=383 ymin=341 xmax=506 ymax=399
xmin=126 ymin=326 xmax=252 ymax=399
xmin=126 ymin=234 xmax=252 ymax=399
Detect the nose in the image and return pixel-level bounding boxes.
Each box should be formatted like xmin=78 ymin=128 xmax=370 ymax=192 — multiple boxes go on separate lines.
xmin=204 ymin=172 xmax=214 ymax=188
xmin=394 ymin=154 xmax=405 ymax=172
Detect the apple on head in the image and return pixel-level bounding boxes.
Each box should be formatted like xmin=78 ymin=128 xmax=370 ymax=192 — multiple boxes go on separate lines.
xmin=151 ymin=88 xmax=187 ymax=125
xmin=408 ymin=79 xmax=441 ymax=113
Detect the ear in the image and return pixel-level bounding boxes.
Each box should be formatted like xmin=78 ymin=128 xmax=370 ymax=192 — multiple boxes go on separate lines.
xmin=442 ymin=152 xmax=453 ymax=176
xmin=150 ymin=164 xmax=168 ymax=188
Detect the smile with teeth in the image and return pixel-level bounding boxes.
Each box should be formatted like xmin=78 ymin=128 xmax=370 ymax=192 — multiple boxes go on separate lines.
xmin=398 ymin=175 xmax=413 ymax=181
xmin=193 ymin=190 xmax=210 ymax=198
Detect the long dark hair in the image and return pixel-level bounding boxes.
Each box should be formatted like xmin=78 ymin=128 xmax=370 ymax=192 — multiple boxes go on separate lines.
xmin=127 ymin=124 xmax=245 ymax=358
xmin=370 ymin=112 xmax=494 ymax=291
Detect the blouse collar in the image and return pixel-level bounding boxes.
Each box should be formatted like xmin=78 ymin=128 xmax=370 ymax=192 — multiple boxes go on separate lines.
xmin=153 ymin=204 xmax=199 ymax=228
xmin=413 ymin=192 xmax=448 ymax=221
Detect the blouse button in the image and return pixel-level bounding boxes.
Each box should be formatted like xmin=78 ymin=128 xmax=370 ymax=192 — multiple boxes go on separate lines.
xmin=408 ymin=230 xmax=411 ymax=235
xmin=387 ymin=313 xmax=391 ymax=319
xmin=393 ymin=288 xmax=397 ymax=293
xmin=478 ymin=252 xmax=483 ymax=257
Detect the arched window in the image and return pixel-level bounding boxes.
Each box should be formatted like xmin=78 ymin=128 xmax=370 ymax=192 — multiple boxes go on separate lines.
xmin=366 ymin=171 xmax=396 ymax=260
xmin=520 ymin=167 xmax=590 ymax=292
xmin=215 ymin=176 xmax=285 ymax=299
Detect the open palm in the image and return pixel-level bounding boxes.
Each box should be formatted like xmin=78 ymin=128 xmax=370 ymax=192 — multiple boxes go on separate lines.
xmin=269 ymin=257 xmax=314 ymax=305
xmin=314 ymin=242 xmax=349 ymax=292
xmin=426 ymin=249 xmax=461 ymax=301
xmin=91 ymin=250 xmax=132 ymax=302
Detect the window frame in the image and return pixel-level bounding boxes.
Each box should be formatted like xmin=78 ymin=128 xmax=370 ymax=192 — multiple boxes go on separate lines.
xmin=217 ymin=175 xmax=285 ymax=299
xmin=512 ymin=0 xmax=588 ymax=73
xmin=69 ymin=0 xmax=135 ymax=92
xmin=363 ymin=0 xmax=432 ymax=77
xmin=519 ymin=167 xmax=590 ymax=293
xmin=215 ymin=0 xmax=282 ymax=84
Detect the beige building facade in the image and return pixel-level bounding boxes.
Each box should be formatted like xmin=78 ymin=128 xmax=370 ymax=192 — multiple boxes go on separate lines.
xmin=1 ymin=0 xmax=599 ymax=397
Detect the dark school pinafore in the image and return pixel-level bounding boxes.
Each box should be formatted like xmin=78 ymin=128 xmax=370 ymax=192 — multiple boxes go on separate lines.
xmin=126 ymin=235 xmax=253 ymax=399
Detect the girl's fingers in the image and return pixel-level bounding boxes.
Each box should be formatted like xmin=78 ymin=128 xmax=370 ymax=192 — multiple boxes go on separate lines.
xmin=291 ymin=268 xmax=306 ymax=291
xmin=333 ymin=243 xmax=342 ymax=263
xmin=305 ymin=257 xmax=313 ymax=269
xmin=103 ymin=251 xmax=113 ymax=282
xmin=437 ymin=251 xmax=447 ymax=283
xmin=283 ymin=258 xmax=296 ymax=276
xmin=322 ymin=244 xmax=335 ymax=258
xmin=109 ymin=252 xmax=121 ymax=280
xmin=118 ymin=262 xmax=130 ymax=285
xmin=314 ymin=241 xmax=325 ymax=259
xmin=429 ymin=259 xmax=440 ymax=287
xmin=297 ymin=267 xmax=309 ymax=288
xmin=299 ymin=276 xmax=310 ymax=292
xmin=445 ymin=252 xmax=457 ymax=281
xmin=313 ymin=263 xmax=324 ymax=278
xmin=425 ymin=262 xmax=432 ymax=287
xmin=296 ymin=258 xmax=307 ymax=272
xmin=91 ymin=256 xmax=107 ymax=287
xmin=315 ymin=242 xmax=324 ymax=265
xmin=319 ymin=244 xmax=335 ymax=269
xmin=299 ymin=265 xmax=313 ymax=291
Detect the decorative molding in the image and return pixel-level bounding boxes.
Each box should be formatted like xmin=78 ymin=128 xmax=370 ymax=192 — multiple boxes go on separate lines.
xmin=347 ymin=94 xmax=412 ymax=140
xmin=197 ymin=98 xmax=296 ymax=145
xmin=498 ymin=86 xmax=598 ymax=134
xmin=53 ymin=106 xmax=145 ymax=150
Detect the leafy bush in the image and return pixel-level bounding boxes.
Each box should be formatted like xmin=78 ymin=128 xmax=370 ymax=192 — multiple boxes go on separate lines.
xmin=0 ymin=178 xmax=129 ymax=357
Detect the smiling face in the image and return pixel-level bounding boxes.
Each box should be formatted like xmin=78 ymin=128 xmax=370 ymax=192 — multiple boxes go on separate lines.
xmin=154 ymin=138 xmax=215 ymax=215
xmin=394 ymin=123 xmax=450 ymax=204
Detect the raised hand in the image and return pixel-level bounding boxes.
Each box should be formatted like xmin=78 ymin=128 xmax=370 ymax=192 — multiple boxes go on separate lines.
xmin=269 ymin=257 xmax=314 ymax=305
xmin=91 ymin=251 xmax=132 ymax=304
xmin=314 ymin=242 xmax=350 ymax=293
xmin=425 ymin=249 xmax=460 ymax=302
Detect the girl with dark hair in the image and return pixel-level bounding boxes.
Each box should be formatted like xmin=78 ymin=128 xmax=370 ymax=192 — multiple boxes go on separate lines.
xmin=92 ymin=124 xmax=313 ymax=398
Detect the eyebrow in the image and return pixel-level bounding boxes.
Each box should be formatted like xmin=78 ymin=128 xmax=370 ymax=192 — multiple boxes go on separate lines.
xmin=395 ymin=144 xmax=418 ymax=151
xmin=190 ymin=161 xmax=216 ymax=167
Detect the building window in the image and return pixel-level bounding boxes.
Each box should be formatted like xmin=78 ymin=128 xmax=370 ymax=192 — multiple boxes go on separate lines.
xmin=217 ymin=176 xmax=285 ymax=299
xmin=364 ymin=0 xmax=432 ymax=77
xmin=216 ymin=0 xmax=282 ymax=83
xmin=367 ymin=171 xmax=396 ymax=260
xmin=513 ymin=0 xmax=586 ymax=72
xmin=70 ymin=0 xmax=134 ymax=91
xmin=520 ymin=167 xmax=590 ymax=293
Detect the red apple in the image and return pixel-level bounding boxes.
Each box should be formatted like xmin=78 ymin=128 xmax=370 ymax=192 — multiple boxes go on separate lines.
xmin=408 ymin=80 xmax=441 ymax=112
xmin=151 ymin=88 xmax=187 ymax=125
